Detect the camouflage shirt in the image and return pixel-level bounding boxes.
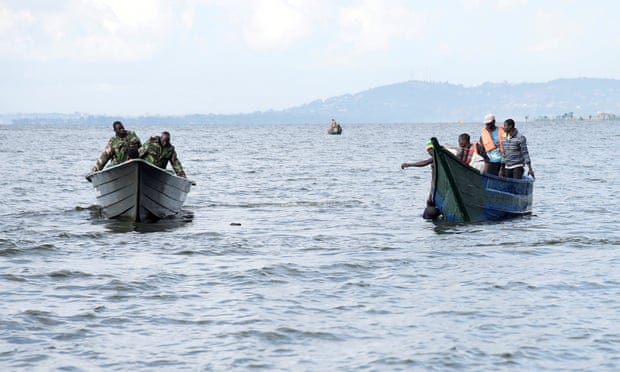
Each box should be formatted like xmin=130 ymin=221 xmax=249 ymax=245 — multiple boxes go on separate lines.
xmin=92 ymin=131 xmax=141 ymax=172
xmin=139 ymin=136 xmax=186 ymax=177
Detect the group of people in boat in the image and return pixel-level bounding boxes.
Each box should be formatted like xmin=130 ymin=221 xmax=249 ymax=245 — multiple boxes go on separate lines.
xmin=90 ymin=121 xmax=186 ymax=178
xmin=401 ymin=113 xmax=534 ymax=180
xmin=401 ymin=113 xmax=534 ymax=219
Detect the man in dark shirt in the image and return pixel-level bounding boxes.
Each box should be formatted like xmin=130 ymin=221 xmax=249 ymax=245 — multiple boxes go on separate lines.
xmin=500 ymin=119 xmax=535 ymax=179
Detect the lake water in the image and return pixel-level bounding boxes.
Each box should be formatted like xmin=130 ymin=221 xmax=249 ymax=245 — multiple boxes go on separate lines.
xmin=1 ymin=121 xmax=619 ymax=370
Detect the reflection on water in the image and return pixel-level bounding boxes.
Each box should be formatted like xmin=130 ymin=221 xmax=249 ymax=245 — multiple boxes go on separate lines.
xmin=75 ymin=204 xmax=102 ymax=218
xmin=432 ymin=214 xmax=535 ymax=234
xmin=90 ymin=208 xmax=194 ymax=233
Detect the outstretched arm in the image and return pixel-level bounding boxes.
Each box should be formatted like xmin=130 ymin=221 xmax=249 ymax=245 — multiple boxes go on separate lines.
xmin=401 ymin=158 xmax=433 ymax=169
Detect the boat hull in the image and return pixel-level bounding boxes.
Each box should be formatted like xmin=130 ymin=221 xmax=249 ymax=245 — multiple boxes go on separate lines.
xmin=327 ymin=127 xmax=342 ymax=135
xmin=86 ymin=159 xmax=193 ymax=222
xmin=430 ymin=137 xmax=533 ymax=223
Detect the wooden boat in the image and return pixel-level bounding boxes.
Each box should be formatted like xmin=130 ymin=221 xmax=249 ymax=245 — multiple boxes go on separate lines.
xmin=429 ymin=137 xmax=534 ymax=222
xmin=86 ymin=159 xmax=193 ymax=222
xmin=327 ymin=125 xmax=342 ymax=135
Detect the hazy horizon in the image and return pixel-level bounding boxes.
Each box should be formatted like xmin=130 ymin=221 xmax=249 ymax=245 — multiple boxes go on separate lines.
xmin=1 ymin=1 xmax=619 ymax=115
xmin=1 ymin=77 xmax=617 ymax=118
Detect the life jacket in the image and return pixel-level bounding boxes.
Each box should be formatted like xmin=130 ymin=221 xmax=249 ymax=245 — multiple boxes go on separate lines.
xmin=459 ymin=142 xmax=482 ymax=165
xmin=481 ymin=127 xmax=504 ymax=153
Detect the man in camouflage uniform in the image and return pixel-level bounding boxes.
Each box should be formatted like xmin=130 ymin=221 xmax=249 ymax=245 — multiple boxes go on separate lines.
xmin=91 ymin=121 xmax=141 ymax=173
xmin=139 ymin=131 xmax=187 ymax=178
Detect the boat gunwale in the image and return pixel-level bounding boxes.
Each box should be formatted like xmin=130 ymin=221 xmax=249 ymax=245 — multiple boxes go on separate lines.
xmin=87 ymin=159 xmax=193 ymax=185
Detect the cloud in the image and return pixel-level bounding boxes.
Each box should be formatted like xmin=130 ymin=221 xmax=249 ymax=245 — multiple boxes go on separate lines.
xmin=496 ymin=0 xmax=528 ymax=9
xmin=91 ymin=0 xmax=166 ymax=28
xmin=462 ymin=0 xmax=527 ymax=10
xmin=528 ymin=10 xmax=581 ymax=53
xmin=0 ymin=6 xmax=36 ymax=56
xmin=242 ymin=0 xmax=309 ymax=50
xmin=181 ymin=7 xmax=194 ymax=30
xmin=0 ymin=0 xmax=176 ymax=62
xmin=337 ymin=0 xmax=426 ymax=53
xmin=0 ymin=6 xmax=34 ymax=33
xmin=234 ymin=0 xmax=327 ymax=50
xmin=461 ymin=0 xmax=482 ymax=9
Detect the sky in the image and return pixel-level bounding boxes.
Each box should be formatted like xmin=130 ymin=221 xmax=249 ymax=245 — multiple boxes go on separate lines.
xmin=1 ymin=0 xmax=619 ymax=115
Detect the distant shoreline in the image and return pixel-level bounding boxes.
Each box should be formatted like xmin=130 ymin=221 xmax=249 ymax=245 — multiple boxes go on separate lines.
xmin=2 ymin=78 xmax=619 ymax=125
xmin=1 ymin=114 xmax=617 ymax=126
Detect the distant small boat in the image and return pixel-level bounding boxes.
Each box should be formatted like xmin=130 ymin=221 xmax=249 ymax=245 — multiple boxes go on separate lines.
xmin=430 ymin=137 xmax=534 ymax=222
xmin=327 ymin=125 xmax=342 ymax=135
xmin=86 ymin=159 xmax=193 ymax=222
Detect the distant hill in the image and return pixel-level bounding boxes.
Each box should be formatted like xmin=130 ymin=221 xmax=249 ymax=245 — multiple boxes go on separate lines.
xmin=272 ymin=78 xmax=620 ymax=123
xmin=3 ymin=78 xmax=620 ymax=125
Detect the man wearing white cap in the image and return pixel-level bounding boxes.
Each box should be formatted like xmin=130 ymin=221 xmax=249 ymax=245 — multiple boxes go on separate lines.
xmin=479 ymin=113 xmax=504 ymax=176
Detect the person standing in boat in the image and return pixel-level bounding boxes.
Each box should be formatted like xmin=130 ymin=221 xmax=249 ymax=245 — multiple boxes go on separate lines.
xmin=329 ymin=118 xmax=342 ymax=134
xmin=500 ymin=119 xmax=535 ymax=179
xmin=139 ymin=131 xmax=187 ymax=178
xmin=479 ymin=113 xmax=504 ymax=176
xmin=91 ymin=121 xmax=141 ymax=173
xmin=456 ymin=133 xmax=485 ymax=172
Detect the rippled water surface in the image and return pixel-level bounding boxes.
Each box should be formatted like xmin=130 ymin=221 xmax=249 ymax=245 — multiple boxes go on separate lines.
xmin=1 ymin=121 xmax=619 ymax=370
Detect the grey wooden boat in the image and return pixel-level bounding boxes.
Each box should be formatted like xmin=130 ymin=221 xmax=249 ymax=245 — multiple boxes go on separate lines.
xmin=327 ymin=125 xmax=342 ymax=135
xmin=86 ymin=159 xmax=193 ymax=222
